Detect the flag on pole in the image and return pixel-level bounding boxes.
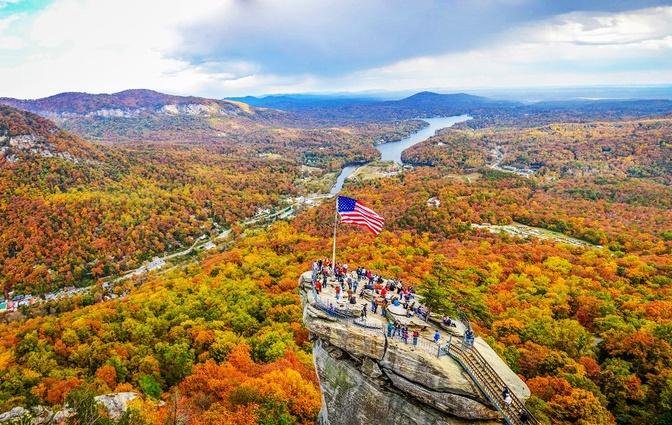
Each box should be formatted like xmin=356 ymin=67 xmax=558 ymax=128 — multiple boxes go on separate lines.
xmin=337 ymin=195 xmax=385 ymax=235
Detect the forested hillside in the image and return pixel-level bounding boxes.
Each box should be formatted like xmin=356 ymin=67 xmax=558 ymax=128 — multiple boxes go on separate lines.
xmin=1 ymin=99 xmax=671 ymax=424
xmin=0 ymin=106 xmax=422 ymax=297
xmin=1 ymin=160 xmax=671 ymax=423
xmin=0 ymin=90 xmax=288 ymax=142
xmin=403 ymin=118 xmax=672 ymax=208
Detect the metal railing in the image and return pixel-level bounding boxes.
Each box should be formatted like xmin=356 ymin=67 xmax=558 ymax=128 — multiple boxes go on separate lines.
xmin=310 ymin=286 xmax=382 ymax=329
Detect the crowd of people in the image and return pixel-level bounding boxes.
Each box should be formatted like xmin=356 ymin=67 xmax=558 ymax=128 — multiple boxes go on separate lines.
xmin=310 ymin=258 xmax=465 ymax=348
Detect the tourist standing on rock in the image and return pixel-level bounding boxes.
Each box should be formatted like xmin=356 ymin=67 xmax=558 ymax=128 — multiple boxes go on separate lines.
xmin=402 ymin=326 xmax=409 ymax=344
xmin=361 ymin=304 xmax=367 ymax=319
xmin=335 ymin=285 xmax=341 ymax=300
xmin=434 ymin=330 xmax=440 ymax=344
xmin=387 ymin=321 xmax=394 ymax=337
xmin=465 ymin=329 xmax=475 ymax=346
xmin=504 ymin=394 xmax=512 ymax=406
xmin=412 ymin=329 xmax=419 ymax=346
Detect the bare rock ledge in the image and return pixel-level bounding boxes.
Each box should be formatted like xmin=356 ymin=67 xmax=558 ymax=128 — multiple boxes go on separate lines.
xmin=300 ymin=271 xmax=529 ymax=424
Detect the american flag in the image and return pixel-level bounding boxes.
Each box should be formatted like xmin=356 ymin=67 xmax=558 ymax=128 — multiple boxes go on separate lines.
xmin=337 ymin=196 xmax=385 ymax=235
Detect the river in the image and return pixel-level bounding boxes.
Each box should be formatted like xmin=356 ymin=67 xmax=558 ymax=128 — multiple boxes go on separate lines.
xmin=1 ymin=115 xmax=472 ymax=313
xmin=330 ymin=115 xmax=471 ymax=194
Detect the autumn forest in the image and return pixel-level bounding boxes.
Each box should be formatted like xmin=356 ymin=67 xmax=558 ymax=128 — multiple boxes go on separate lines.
xmin=0 ymin=87 xmax=671 ymax=425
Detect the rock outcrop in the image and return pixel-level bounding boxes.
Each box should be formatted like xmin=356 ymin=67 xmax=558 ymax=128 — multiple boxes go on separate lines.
xmin=0 ymin=392 xmax=139 ymax=424
xmin=313 ymin=340 xmax=499 ymax=425
xmin=300 ymin=272 xmax=530 ymax=424
xmin=0 ymin=105 xmax=93 ymax=163
xmin=0 ymin=132 xmax=78 ymax=163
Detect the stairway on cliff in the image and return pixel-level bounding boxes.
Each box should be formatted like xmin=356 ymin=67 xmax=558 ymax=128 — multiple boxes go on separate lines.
xmin=447 ymin=343 xmax=539 ymax=425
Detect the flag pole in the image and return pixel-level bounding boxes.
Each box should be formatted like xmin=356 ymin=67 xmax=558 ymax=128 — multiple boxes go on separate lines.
xmin=332 ymin=196 xmax=338 ymax=274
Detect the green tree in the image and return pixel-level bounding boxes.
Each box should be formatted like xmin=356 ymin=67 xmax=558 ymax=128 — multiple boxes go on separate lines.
xmin=154 ymin=342 xmax=194 ymax=387
xmin=417 ymin=277 xmax=456 ymax=317
xmin=138 ymin=375 xmax=161 ymax=399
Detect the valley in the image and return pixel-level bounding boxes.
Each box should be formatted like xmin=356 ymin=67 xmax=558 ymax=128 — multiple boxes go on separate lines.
xmin=0 ymin=89 xmax=670 ymax=425
xmin=2 ymin=3 xmax=671 ymax=424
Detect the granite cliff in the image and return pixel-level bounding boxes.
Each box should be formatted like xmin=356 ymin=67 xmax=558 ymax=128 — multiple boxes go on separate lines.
xmin=299 ymin=272 xmax=533 ymax=425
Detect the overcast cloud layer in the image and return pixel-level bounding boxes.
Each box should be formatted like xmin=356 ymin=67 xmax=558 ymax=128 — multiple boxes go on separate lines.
xmin=0 ymin=0 xmax=670 ymax=98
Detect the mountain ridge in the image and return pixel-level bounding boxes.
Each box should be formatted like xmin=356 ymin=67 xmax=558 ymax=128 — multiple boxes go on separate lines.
xmin=0 ymin=89 xmax=260 ymax=118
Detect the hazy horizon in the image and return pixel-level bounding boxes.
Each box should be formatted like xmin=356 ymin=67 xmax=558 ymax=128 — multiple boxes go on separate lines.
xmin=5 ymin=84 xmax=672 ymax=104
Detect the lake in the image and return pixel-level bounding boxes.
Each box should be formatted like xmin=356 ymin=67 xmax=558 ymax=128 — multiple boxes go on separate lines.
xmin=330 ymin=115 xmax=471 ymax=194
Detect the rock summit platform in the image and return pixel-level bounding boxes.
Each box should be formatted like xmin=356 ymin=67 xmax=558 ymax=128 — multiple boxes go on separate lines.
xmin=299 ymin=270 xmax=536 ymax=425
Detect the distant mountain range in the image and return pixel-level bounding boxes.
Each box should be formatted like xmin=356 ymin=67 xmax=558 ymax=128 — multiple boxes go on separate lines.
xmin=1 ymin=89 xmax=671 ymax=143
xmin=228 ymin=91 xmax=672 ymax=123
xmin=229 ymin=93 xmax=378 ymax=109
xmin=228 ymin=91 xmax=518 ymax=120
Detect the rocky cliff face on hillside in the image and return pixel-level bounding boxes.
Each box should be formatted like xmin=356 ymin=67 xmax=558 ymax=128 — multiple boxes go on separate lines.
xmin=0 ymin=105 xmax=91 ymax=162
xmin=299 ymin=272 xmax=530 ymax=425
xmin=0 ymin=89 xmax=265 ymax=119
xmin=0 ymin=392 xmax=139 ymax=424
xmin=0 ymin=90 xmax=291 ymax=142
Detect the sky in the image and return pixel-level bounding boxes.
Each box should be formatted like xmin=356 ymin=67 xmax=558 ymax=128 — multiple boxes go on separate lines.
xmin=0 ymin=0 xmax=671 ymax=99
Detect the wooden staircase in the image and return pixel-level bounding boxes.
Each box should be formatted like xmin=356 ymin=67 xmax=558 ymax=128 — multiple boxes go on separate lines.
xmin=446 ymin=342 xmax=540 ymax=425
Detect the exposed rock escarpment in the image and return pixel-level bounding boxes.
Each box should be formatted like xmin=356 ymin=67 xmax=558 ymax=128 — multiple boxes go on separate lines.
xmin=0 ymin=392 xmax=139 ymax=423
xmin=0 ymin=132 xmax=78 ymax=162
xmin=313 ymin=340 xmax=499 ymax=425
xmin=0 ymin=105 xmax=95 ymax=163
xmin=300 ymin=272 xmax=530 ymax=424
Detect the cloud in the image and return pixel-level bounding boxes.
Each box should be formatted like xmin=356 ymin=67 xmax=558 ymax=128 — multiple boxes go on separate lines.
xmin=0 ymin=0 xmax=670 ymax=98
xmin=0 ymin=14 xmax=25 ymax=50
xmin=0 ymin=0 xmax=227 ymax=97
xmin=331 ymin=6 xmax=672 ymax=93
xmin=173 ymin=0 xmax=671 ymax=76
xmin=530 ymin=6 xmax=672 ymax=46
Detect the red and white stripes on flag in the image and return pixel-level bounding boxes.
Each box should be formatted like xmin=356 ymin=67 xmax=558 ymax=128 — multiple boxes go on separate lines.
xmin=337 ymin=195 xmax=385 ymax=235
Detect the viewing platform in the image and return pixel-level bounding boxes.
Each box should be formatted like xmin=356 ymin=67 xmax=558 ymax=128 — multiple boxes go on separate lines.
xmin=299 ymin=271 xmax=537 ymax=425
